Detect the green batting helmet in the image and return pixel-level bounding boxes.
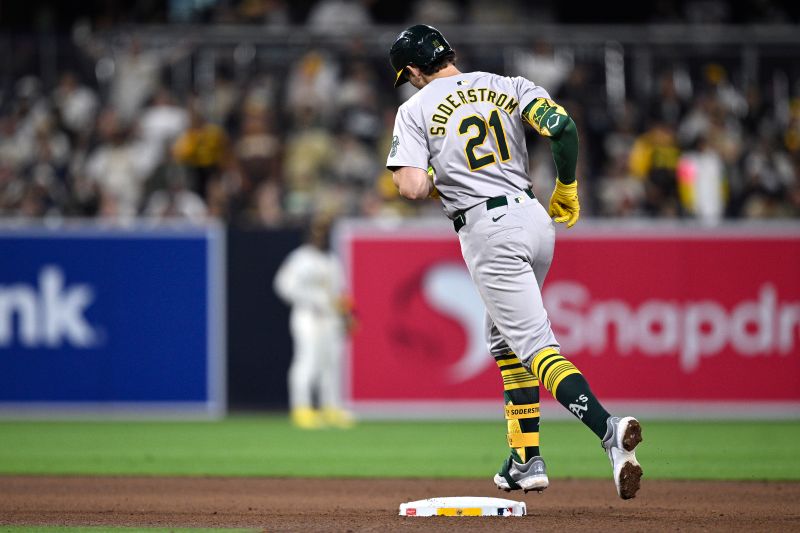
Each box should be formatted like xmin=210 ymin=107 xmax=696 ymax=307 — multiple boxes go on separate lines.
xmin=389 ymin=24 xmax=453 ymax=88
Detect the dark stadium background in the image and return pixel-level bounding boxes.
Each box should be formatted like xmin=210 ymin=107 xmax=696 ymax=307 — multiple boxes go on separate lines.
xmin=1 ymin=0 xmax=799 ymax=411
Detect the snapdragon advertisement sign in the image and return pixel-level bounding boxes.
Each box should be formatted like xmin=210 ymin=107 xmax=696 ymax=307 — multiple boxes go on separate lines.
xmin=340 ymin=221 xmax=800 ymax=418
xmin=0 ymin=224 xmax=225 ymax=417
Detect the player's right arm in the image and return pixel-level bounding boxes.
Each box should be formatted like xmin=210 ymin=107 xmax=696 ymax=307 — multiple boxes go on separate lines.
xmin=522 ymin=96 xmax=581 ymax=227
xmin=392 ymin=167 xmax=434 ymax=199
xmin=273 ymin=250 xmax=327 ymax=311
xmin=387 ymin=103 xmax=437 ymax=200
xmin=273 ymin=251 xmax=300 ymax=304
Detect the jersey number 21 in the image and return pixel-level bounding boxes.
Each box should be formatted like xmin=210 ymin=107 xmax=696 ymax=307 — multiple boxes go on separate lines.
xmin=457 ymin=109 xmax=511 ymax=171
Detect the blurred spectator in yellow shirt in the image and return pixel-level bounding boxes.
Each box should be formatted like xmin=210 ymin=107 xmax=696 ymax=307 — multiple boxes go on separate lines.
xmin=172 ymin=101 xmax=230 ymax=200
xmin=628 ymin=121 xmax=682 ymax=217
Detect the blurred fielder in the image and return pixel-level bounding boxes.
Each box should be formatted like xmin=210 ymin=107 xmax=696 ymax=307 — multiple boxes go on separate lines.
xmin=274 ymin=216 xmax=355 ymax=429
xmin=386 ymin=25 xmax=643 ymax=499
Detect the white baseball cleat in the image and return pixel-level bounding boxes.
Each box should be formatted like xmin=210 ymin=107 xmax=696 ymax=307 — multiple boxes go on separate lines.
xmin=602 ymin=416 xmax=643 ymax=499
xmin=494 ymin=455 xmax=549 ymax=493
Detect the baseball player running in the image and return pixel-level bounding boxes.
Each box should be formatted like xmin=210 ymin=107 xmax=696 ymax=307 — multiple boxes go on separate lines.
xmin=386 ymin=25 xmax=643 ymax=499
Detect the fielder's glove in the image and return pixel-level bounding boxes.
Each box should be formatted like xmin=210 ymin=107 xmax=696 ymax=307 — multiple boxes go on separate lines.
xmin=549 ymin=179 xmax=580 ymax=228
xmin=336 ymin=295 xmax=359 ymax=334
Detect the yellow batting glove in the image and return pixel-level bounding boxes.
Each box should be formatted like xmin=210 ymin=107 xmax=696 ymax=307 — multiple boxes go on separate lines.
xmin=548 ymin=179 xmax=580 ymax=228
xmin=427 ymin=166 xmax=440 ymax=199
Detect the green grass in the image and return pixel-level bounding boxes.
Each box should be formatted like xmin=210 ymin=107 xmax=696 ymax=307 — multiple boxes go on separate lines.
xmin=0 ymin=416 xmax=798 ymax=481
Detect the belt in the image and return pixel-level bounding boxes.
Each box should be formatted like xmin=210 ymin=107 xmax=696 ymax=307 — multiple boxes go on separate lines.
xmin=452 ymin=188 xmax=535 ymax=233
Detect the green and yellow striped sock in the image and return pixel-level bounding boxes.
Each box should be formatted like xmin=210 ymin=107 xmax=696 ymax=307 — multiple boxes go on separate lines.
xmin=530 ymin=347 xmax=610 ymax=440
xmin=494 ymin=352 xmax=540 ymax=462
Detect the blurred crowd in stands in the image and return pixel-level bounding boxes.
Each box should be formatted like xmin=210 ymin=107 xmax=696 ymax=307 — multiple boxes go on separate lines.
xmin=1 ymin=1 xmax=799 ymax=224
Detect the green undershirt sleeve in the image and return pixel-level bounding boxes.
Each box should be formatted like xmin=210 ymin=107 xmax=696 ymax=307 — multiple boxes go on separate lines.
xmin=521 ymin=98 xmax=579 ymax=185
xmin=549 ymin=118 xmax=578 ymax=185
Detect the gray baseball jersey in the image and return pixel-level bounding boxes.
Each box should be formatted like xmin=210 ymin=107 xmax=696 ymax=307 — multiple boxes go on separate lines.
xmin=386 ymin=71 xmax=550 ymax=218
xmin=387 ymin=70 xmax=559 ymax=362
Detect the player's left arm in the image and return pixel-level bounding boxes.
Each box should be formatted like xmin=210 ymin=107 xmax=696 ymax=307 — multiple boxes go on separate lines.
xmin=522 ymin=98 xmax=580 ymax=227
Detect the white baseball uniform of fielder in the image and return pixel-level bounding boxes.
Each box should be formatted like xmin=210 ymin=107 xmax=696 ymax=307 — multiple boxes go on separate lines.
xmin=387 ymin=71 xmax=559 ymax=362
xmin=274 ymin=244 xmax=346 ymax=411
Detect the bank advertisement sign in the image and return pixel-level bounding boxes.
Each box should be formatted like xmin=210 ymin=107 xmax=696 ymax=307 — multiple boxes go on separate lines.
xmin=0 ymin=224 xmax=225 ymax=417
xmin=341 ymin=222 xmax=800 ymax=418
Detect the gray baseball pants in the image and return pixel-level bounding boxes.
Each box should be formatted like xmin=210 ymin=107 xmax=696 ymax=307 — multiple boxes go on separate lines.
xmin=456 ymin=191 xmax=559 ymax=363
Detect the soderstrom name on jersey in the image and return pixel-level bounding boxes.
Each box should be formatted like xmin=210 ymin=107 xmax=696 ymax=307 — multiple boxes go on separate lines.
xmin=429 ymin=87 xmax=519 ymax=135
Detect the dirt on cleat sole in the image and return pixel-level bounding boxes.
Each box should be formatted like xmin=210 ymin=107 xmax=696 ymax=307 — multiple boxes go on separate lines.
xmin=623 ymin=420 xmax=643 ymax=452
xmin=618 ymin=462 xmax=643 ymax=499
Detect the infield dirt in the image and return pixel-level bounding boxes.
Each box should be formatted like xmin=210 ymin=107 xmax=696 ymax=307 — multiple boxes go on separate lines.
xmin=1 ymin=476 xmax=799 ymax=532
